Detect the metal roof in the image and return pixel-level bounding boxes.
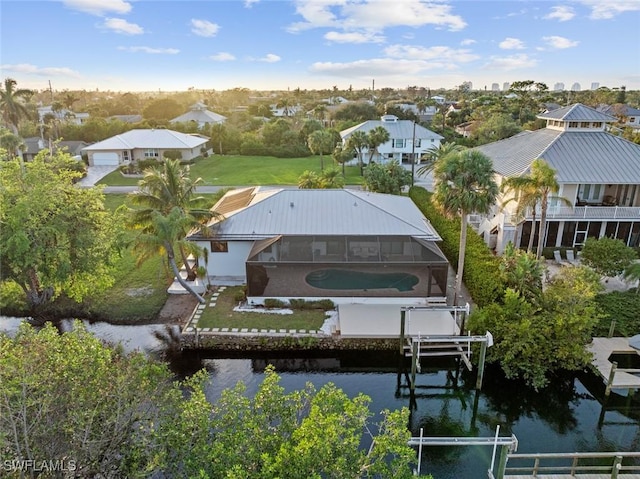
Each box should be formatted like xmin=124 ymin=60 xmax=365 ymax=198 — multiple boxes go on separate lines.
xmin=170 ymin=109 xmax=226 ymax=124
xmin=194 ymin=188 xmax=441 ymax=240
xmin=340 ymin=117 xmax=443 ymax=141
xmin=476 ymin=128 xmax=640 ymax=184
xmin=537 ymin=103 xmax=616 ymax=122
xmin=82 ymin=129 xmax=209 ymax=151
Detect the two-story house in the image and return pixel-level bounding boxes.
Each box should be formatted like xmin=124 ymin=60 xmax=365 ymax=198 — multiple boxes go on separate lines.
xmin=170 ymin=102 xmax=226 ymax=128
xmin=474 ymin=103 xmax=640 ymax=253
xmin=339 ymin=115 xmax=443 ymax=164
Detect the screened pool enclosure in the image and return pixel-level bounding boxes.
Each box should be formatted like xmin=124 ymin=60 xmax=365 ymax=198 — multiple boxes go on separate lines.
xmin=245 ymin=235 xmax=449 ymax=299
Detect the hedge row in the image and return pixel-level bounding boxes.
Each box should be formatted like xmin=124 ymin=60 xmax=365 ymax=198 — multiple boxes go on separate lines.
xmin=409 ymin=186 xmax=504 ymax=307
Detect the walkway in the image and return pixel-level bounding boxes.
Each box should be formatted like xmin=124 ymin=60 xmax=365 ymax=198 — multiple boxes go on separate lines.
xmin=587 ymin=337 xmax=640 ymax=393
xmin=76 ymin=165 xmax=119 ymax=187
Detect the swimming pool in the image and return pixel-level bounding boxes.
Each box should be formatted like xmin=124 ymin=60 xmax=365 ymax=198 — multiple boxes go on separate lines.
xmin=305 ymin=269 xmax=419 ymax=292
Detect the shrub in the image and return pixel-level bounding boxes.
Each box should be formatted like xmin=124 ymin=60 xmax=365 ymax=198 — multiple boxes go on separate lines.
xmin=288 ymin=299 xmax=307 ymax=310
xmin=409 ymin=186 xmax=503 ymax=307
xmin=234 ymin=289 xmax=247 ymax=302
xmin=594 ymin=290 xmax=640 ymax=336
xmin=264 ymin=298 xmax=286 ymax=309
xmin=313 ymin=299 xmax=335 ymax=311
xmin=163 ymin=149 xmax=183 ymax=160
xmin=137 ymin=158 xmax=162 ymax=172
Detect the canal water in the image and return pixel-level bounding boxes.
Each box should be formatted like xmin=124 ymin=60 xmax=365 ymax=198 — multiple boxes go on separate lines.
xmin=2 ymin=317 xmax=639 ymax=478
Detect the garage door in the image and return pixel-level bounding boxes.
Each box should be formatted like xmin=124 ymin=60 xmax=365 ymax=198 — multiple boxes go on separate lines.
xmin=92 ymin=152 xmax=119 ymax=166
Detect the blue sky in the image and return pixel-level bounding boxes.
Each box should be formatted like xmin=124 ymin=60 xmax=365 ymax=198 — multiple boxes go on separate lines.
xmin=2 ymin=0 xmax=639 ymax=93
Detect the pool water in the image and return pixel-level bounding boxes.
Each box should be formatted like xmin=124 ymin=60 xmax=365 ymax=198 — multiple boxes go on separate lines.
xmin=306 ymin=269 xmax=419 ymax=292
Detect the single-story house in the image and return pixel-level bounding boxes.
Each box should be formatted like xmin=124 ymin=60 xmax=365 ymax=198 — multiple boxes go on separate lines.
xmin=37 ymin=105 xmax=90 ymax=125
xmin=23 ymin=137 xmax=89 ymax=161
xmin=188 ymin=187 xmax=449 ymax=305
xmin=170 ymin=102 xmax=226 ymax=128
xmin=474 ymin=103 xmax=640 ymax=253
xmin=340 ymin=115 xmax=443 ymax=165
xmin=82 ymin=129 xmax=209 ymax=166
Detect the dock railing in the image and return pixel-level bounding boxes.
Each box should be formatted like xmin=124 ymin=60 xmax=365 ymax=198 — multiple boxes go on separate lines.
xmin=501 ymin=451 xmax=640 ymax=478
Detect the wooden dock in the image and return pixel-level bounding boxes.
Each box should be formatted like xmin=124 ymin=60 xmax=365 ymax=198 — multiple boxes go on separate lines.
xmin=587 ymin=337 xmax=640 ymax=395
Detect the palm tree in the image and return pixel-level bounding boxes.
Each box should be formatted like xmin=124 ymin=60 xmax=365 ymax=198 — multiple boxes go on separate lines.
xmin=501 ymin=177 xmax=540 ymax=253
xmin=528 ymin=159 xmax=569 ymax=259
xmin=319 ymin=168 xmax=344 ymax=188
xmin=308 ymin=129 xmax=335 ymax=171
xmin=132 ymin=207 xmax=206 ymax=304
xmin=433 ymin=150 xmax=499 ymax=304
xmin=416 ymin=142 xmax=466 ymax=178
xmin=366 ymin=126 xmax=390 ymax=165
xmin=210 ymin=123 xmax=226 ymax=154
xmin=276 ymin=97 xmax=293 ymax=117
xmin=128 ymin=159 xmax=216 ymax=280
xmin=0 ymin=78 xmax=33 ymax=135
xmin=0 ymin=131 xmax=25 ymax=160
xmin=346 ymin=130 xmax=368 ymax=175
xmin=298 ymin=170 xmax=319 ymax=189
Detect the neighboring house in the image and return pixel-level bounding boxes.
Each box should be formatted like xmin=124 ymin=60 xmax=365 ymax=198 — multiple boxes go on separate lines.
xmin=321 ymin=96 xmax=349 ymax=105
xmin=169 ymin=102 xmax=226 ymax=128
xmin=107 ymin=114 xmax=143 ymax=124
xmin=23 ymin=137 xmax=89 ymax=161
xmin=187 ymin=187 xmax=449 ymax=305
xmin=339 ymin=115 xmax=443 ymax=164
xmin=82 ymin=129 xmax=209 ymax=166
xmin=270 ymin=104 xmax=302 ymax=117
xmin=598 ymin=104 xmax=640 ymax=133
xmin=37 ymin=105 xmax=89 ymax=125
xmin=454 ymin=121 xmax=477 ymax=138
xmin=474 ymin=103 xmax=640 ymax=253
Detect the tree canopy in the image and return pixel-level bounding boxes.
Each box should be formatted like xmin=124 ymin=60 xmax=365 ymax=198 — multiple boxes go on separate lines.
xmin=580 ymin=237 xmax=638 ymax=278
xmin=363 ymin=160 xmax=412 ymax=195
xmin=0 ymin=151 xmax=121 ymax=312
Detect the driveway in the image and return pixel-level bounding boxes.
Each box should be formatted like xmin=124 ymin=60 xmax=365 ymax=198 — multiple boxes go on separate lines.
xmin=77 ymin=165 xmax=119 ymax=187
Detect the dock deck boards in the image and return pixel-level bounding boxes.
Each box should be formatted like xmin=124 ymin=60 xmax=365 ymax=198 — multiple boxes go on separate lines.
xmin=506 ymin=475 xmax=640 ymax=479
xmin=587 ymin=337 xmax=640 ymax=389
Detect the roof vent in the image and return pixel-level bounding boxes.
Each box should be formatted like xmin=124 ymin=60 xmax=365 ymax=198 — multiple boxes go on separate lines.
xmin=290 ymin=202 xmax=294 ymax=208
xmin=354 ymin=202 xmax=358 ymax=207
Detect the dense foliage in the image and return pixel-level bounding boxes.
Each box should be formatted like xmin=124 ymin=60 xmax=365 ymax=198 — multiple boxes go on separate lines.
xmin=363 ymin=160 xmax=412 ymax=194
xmin=580 ymin=236 xmax=638 ymax=277
xmin=0 ymin=151 xmax=122 ymax=312
xmin=0 ymin=324 xmax=421 ymax=478
xmin=409 ymin=187 xmax=504 ymax=308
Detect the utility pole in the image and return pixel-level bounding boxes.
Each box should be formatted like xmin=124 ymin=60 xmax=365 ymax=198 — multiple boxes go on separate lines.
xmin=411 ymin=120 xmax=416 ymax=186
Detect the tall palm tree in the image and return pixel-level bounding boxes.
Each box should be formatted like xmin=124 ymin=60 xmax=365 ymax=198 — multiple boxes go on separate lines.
xmin=416 ymin=142 xmax=466 ymax=178
xmin=128 ymin=159 xmax=216 ymax=280
xmin=308 ymin=129 xmax=335 ymax=171
xmin=433 ymin=150 xmax=499 ymax=304
xmin=501 ymin=177 xmax=540 ymax=253
xmin=346 ymin=130 xmax=368 ymax=175
xmin=366 ymin=126 xmax=390 ymax=166
xmin=132 ymin=207 xmax=206 ymax=304
xmin=528 ymin=158 xmax=568 ymax=259
xmin=0 ymin=78 xmax=33 ymax=135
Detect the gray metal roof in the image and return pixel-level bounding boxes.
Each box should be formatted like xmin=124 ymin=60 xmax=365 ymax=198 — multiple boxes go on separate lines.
xmin=82 ymin=129 xmax=209 ymax=151
xmin=195 ymin=188 xmax=441 ymax=240
xmin=476 ymin=128 xmax=640 ymax=184
xmin=170 ymin=109 xmax=226 ymax=124
xmin=340 ymin=117 xmax=443 ymax=141
xmin=537 ymin=103 xmax=616 ymax=122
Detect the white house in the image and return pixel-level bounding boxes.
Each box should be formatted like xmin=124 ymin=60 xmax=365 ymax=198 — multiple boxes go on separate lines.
xmin=598 ymin=104 xmax=640 ymax=133
xmin=82 ymin=129 xmax=209 ymax=166
xmin=170 ymin=102 xmax=226 ymax=128
xmin=474 ymin=103 xmax=640 ymax=253
xmin=339 ymin=115 xmax=443 ymax=164
xmin=187 ymin=187 xmax=449 ymax=305
xmin=37 ymin=105 xmax=89 ymax=125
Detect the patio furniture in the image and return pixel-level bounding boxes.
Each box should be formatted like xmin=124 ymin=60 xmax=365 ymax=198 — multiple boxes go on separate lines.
xmin=553 ymin=250 xmax=569 ymax=265
xmin=566 ymin=249 xmax=579 ymax=265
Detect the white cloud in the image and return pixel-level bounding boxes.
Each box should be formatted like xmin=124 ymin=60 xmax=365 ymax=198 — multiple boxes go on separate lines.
xmin=542 ymin=35 xmax=579 ymax=49
xmin=460 ymin=39 xmax=476 ymax=46
xmin=191 ymin=19 xmax=220 ymax=37
xmin=324 ymin=31 xmax=384 ymax=43
xmin=483 ymin=54 xmax=537 ymax=71
xmin=544 ymin=5 xmax=576 ymax=21
xmin=288 ymin=0 xmax=466 ymax=33
xmin=103 ymin=18 xmax=144 ymax=35
xmin=63 ymin=0 xmax=131 ymax=16
xmin=383 ymin=44 xmax=479 ymax=63
xmin=117 ymin=46 xmax=180 ymax=54
xmin=244 ymin=0 xmax=260 ymax=7
xmin=0 ymin=63 xmax=82 ymax=77
xmin=577 ymin=0 xmax=640 ymax=19
xmin=259 ymin=53 xmax=281 ymax=63
xmin=209 ymin=52 xmax=236 ymax=61
xmin=499 ymin=37 xmax=525 ymax=50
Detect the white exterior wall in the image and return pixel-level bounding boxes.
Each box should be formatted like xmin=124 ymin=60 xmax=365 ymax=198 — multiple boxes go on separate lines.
xmin=197 ymin=240 xmax=254 ymax=283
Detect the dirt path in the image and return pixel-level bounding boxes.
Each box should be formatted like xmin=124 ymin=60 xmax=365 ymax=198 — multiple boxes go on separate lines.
xmin=155 ymin=294 xmax=200 ymax=326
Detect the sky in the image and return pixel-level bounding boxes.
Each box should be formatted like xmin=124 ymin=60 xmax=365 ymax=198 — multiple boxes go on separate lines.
xmin=1 ymin=0 xmax=640 ymax=93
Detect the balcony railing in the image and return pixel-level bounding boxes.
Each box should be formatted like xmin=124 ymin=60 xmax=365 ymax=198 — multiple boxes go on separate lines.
xmin=518 ymin=205 xmax=640 ymax=221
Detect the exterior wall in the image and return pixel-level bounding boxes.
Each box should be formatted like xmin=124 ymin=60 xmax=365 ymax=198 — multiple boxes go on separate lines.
xmin=197 ymin=240 xmax=254 ymax=282
xmin=130 ymin=147 xmax=203 ymax=162
xmin=345 ymin=137 xmax=442 ymax=165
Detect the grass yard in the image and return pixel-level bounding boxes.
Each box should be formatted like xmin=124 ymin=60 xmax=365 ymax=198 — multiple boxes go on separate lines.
xmin=98 ymin=155 xmax=365 ymax=186
xmin=197 ymin=287 xmax=328 ymax=331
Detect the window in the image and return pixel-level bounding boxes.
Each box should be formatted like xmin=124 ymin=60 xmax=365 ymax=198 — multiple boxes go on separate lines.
xmin=144 ymin=149 xmax=159 ymax=158
xmin=578 ymin=184 xmax=604 ymax=202
xmin=580 ymin=122 xmax=590 ymax=128
xmin=592 ymin=122 xmax=602 ymax=128
xmin=122 ymin=151 xmax=129 ymax=162
xmin=393 ymin=139 xmax=405 ymax=148
xmin=568 ymin=122 xmax=579 ymax=128
xmin=415 ymin=139 xmax=421 ymax=148
xmin=210 ymin=241 xmax=228 ymax=252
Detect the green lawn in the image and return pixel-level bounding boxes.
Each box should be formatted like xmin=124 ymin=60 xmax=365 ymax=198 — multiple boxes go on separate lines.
xmin=98 ymin=155 xmax=365 ymax=186
xmin=197 ymin=287 xmax=327 ymax=331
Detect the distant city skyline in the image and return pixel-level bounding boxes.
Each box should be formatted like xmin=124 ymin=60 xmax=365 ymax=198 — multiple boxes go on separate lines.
xmin=1 ymin=0 xmax=639 ymax=93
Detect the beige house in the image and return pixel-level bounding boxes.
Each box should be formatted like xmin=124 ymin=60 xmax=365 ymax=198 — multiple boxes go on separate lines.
xmin=474 ymin=103 xmax=640 ymax=253
xmin=82 ymin=129 xmax=209 ymax=166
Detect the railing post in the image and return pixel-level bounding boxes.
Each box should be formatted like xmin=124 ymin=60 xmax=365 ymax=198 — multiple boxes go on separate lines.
xmin=608 ymin=319 xmax=616 ymax=338
xmin=399 ymin=309 xmax=406 ymax=356
xmin=606 ymin=361 xmax=618 ymax=397
xmin=612 ymin=455 xmax=623 ymax=478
